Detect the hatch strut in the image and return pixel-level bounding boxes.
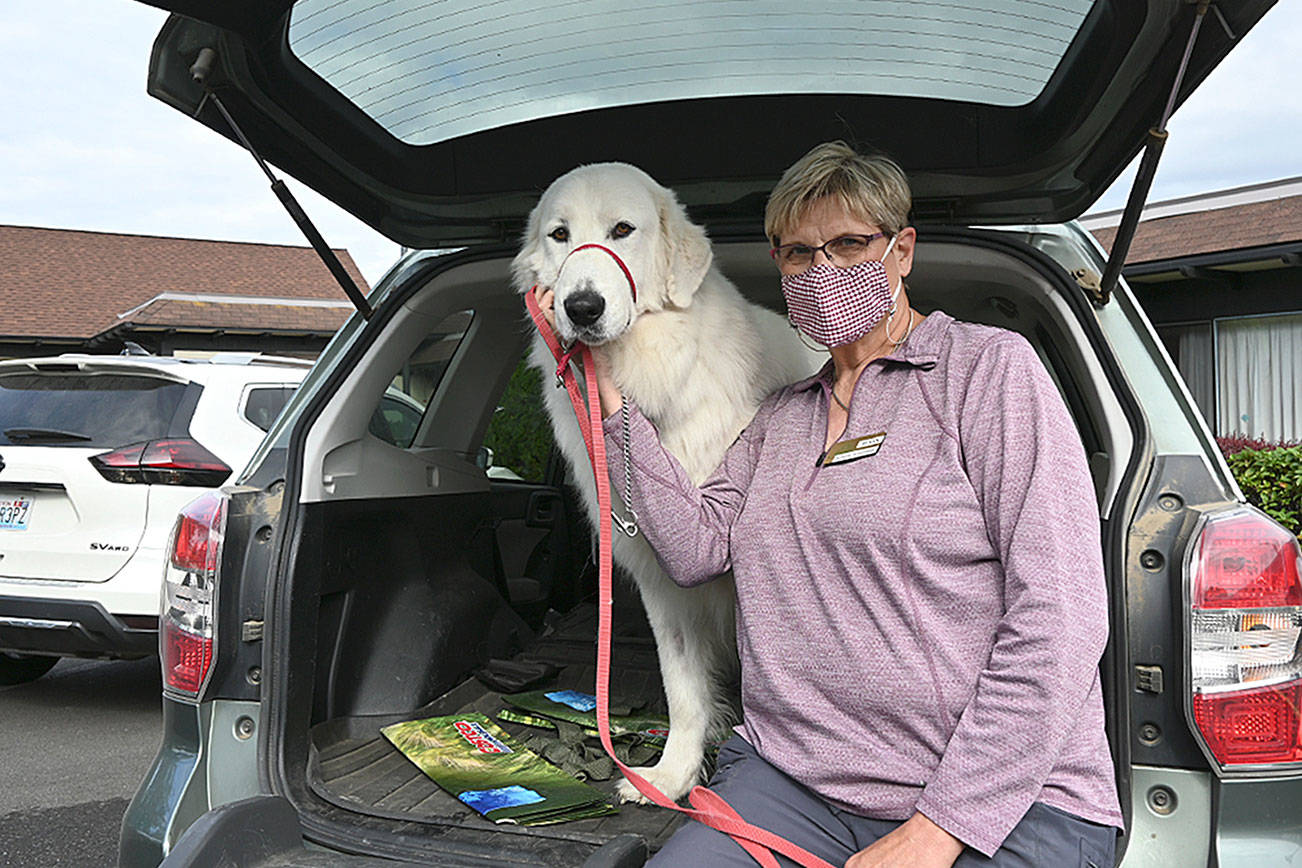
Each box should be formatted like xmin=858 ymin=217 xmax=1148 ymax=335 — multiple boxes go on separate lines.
xmin=1096 ymin=1 xmax=1214 ymax=308
xmin=187 ymin=48 xmax=372 ymax=319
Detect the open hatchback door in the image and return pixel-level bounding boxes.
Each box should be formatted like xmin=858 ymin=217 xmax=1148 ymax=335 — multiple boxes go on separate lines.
xmin=142 ymin=0 xmax=1273 ymax=248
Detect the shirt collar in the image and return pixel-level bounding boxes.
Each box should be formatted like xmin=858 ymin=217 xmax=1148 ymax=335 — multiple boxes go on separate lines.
xmin=790 ymin=311 xmax=947 ymax=393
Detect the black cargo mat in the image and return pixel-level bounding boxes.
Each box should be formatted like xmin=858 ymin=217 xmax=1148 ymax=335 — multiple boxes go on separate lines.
xmin=306 ymin=604 xmax=687 ymax=852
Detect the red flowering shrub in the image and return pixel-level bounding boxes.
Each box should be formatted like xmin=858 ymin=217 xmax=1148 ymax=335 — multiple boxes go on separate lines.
xmin=1216 ymin=435 xmax=1300 ymax=457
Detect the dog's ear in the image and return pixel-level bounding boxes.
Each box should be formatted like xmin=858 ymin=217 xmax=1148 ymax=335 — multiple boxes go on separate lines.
xmin=658 ymin=186 xmax=712 ymax=308
xmin=511 ymin=199 xmax=545 ymax=293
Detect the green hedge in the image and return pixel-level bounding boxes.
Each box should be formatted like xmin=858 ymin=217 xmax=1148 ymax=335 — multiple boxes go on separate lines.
xmin=1224 ymin=445 xmax=1302 ymax=538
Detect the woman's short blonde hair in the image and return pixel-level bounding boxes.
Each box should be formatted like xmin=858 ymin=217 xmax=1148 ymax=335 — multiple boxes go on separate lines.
xmin=764 ymin=141 xmax=912 ymax=245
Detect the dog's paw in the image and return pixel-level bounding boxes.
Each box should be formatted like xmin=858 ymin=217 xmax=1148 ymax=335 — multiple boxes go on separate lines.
xmin=615 ymin=763 xmax=698 ymax=804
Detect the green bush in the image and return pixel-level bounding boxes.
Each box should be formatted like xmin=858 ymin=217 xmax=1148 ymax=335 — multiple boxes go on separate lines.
xmin=483 ymin=359 xmax=555 ymax=482
xmin=1224 ymin=445 xmax=1302 ymax=537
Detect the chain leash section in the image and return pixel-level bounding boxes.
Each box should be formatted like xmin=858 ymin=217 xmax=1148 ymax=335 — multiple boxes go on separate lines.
xmin=612 ymin=398 xmax=639 ymax=538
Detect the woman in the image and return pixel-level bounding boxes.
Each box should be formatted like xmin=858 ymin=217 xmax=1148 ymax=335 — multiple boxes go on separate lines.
xmin=541 ymin=142 xmax=1123 ymax=867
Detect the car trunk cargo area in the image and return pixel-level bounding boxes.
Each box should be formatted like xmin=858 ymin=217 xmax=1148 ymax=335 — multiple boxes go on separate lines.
xmin=305 ymin=603 xmax=687 ymax=854
xmin=278 ymin=484 xmax=695 ymax=864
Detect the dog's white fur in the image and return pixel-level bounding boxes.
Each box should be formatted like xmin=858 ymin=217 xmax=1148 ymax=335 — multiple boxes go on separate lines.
xmin=513 ymin=163 xmax=822 ymax=802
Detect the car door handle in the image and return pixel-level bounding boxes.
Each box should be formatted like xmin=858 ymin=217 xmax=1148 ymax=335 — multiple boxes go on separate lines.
xmin=525 ymin=491 xmax=561 ymax=528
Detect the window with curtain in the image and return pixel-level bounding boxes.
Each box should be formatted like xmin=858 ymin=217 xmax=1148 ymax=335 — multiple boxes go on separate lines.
xmin=1216 ymin=313 xmax=1302 ymax=442
xmin=1157 ymin=322 xmax=1216 ymax=427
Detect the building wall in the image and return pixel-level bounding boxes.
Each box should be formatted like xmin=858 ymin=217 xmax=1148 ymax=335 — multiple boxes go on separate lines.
xmin=1134 ymin=266 xmax=1302 ymax=443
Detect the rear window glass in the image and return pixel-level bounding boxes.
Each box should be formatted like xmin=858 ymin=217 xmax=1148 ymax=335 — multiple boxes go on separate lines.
xmin=0 ymin=372 xmax=191 ymax=447
xmin=288 ymin=0 xmax=1094 ymax=145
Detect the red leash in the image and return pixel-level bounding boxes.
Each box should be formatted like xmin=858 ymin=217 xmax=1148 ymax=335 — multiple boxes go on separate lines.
xmin=523 ymin=251 xmax=836 ymax=868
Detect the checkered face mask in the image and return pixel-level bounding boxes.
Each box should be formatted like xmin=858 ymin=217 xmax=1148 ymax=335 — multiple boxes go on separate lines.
xmin=780 ymin=234 xmax=900 ymax=347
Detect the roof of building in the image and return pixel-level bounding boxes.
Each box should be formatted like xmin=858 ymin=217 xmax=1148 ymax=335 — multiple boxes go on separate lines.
xmin=1084 ymin=177 xmax=1302 ymax=266
xmin=0 ymin=224 xmax=369 ymax=340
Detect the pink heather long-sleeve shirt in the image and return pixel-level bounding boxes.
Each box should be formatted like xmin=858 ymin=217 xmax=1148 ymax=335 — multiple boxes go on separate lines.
xmin=602 ymin=311 xmax=1123 ymax=856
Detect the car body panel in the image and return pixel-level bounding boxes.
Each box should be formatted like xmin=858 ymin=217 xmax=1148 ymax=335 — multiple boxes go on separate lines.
xmin=120 ymin=698 xmax=263 ymax=866
xmin=120 ymin=699 xmax=205 ymax=867
xmin=154 ymin=794 xmax=648 ymax=867
xmin=140 ymin=0 xmax=1274 ymax=246
xmin=0 ymin=445 xmax=148 ymax=582
xmin=1123 ymin=766 xmax=1213 ymax=867
xmin=179 ymin=369 xmax=307 ymax=471
xmin=1213 ymin=775 xmax=1302 ymax=868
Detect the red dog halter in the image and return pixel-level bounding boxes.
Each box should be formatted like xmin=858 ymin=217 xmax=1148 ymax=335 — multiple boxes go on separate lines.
xmin=569 ymin=242 xmax=638 ymax=302
xmin=530 ymin=243 xmax=638 ymax=386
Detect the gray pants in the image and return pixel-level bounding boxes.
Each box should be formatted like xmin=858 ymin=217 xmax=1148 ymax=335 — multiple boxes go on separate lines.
xmin=649 ymin=736 xmax=1116 ymax=868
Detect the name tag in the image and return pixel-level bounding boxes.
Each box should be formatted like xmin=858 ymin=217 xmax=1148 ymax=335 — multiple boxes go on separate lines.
xmin=817 ymin=431 xmax=886 ymax=467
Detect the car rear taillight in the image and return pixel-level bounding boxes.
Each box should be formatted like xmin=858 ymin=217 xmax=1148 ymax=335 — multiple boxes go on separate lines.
xmin=90 ymin=438 xmax=231 ymax=486
xmin=161 ymin=491 xmax=226 ymax=697
xmin=1188 ymin=507 xmax=1302 ymax=769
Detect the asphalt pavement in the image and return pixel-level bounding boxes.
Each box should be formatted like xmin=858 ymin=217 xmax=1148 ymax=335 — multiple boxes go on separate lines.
xmin=0 ymin=657 xmax=163 ymax=867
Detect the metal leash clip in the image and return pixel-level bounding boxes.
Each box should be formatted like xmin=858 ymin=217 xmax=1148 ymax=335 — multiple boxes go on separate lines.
xmin=555 ymin=343 xmax=574 ymax=388
xmin=613 ymin=507 xmax=639 ymax=538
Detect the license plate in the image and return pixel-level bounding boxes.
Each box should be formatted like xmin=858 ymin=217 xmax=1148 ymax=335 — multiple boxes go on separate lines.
xmin=0 ymin=497 xmax=32 ymax=530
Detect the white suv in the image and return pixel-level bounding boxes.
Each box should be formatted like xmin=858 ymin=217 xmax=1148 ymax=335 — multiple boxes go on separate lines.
xmin=0 ymin=352 xmax=315 ymax=685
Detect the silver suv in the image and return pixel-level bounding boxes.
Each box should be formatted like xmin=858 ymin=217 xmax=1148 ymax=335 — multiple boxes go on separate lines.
xmin=122 ymin=2 xmax=1298 ymax=867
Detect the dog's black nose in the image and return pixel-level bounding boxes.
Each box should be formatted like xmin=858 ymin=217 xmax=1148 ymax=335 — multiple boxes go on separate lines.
xmin=564 ymin=290 xmax=606 ymax=327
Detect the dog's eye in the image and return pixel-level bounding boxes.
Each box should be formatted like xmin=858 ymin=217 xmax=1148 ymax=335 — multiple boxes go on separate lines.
xmin=611 ymin=222 xmax=635 ymax=239
xmin=548 ymin=226 xmax=569 ymax=243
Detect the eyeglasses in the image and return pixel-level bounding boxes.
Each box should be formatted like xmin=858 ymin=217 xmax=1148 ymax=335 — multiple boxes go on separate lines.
xmin=770 ymin=232 xmax=888 ymax=270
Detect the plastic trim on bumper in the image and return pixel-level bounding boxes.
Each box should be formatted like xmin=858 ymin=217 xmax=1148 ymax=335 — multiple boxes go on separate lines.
xmin=0 ymin=594 xmax=156 ymax=657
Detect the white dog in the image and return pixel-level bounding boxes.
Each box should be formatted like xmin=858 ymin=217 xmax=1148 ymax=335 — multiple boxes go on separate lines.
xmin=513 ymin=163 xmax=822 ymax=802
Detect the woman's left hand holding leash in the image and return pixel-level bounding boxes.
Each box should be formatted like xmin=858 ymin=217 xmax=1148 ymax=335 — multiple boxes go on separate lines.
xmin=533 ymin=285 xmax=558 ymax=331
xmin=844 ymin=813 xmax=964 ymax=868
xmin=531 ymin=285 xmax=623 ymax=418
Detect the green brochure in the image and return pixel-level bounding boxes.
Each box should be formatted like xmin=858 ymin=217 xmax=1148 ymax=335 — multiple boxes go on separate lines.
xmin=502 ymin=689 xmax=671 ymax=744
xmin=381 ymin=712 xmax=617 ymax=825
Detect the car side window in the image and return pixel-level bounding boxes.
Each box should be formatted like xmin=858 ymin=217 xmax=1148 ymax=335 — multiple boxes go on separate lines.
xmin=481 ymin=358 xmax=554 ymax=483
xmin=372 ymin=310 xmax=473 ymax=448
xmin=370 ymin=393 xmax=423 ymax=447
xmin=243 ymin=386 xmax=297 ymax=433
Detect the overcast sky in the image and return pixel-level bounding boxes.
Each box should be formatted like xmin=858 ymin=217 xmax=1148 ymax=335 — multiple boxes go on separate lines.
xmin=2 ymin=1 xmax=1299 ymax=289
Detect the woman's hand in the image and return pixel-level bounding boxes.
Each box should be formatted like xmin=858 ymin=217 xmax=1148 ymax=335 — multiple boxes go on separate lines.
xmin=533 ymin=285 xmax=558 ymax=330
xmin=844 ymin=813 xmax=964 ymax=868
xmin=532 ymin=285 xmax=623 ymax=418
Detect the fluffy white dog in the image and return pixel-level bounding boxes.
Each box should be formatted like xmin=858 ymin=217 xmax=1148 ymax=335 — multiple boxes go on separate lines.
xmin=513 ymin=162 xmax=822 ymax=802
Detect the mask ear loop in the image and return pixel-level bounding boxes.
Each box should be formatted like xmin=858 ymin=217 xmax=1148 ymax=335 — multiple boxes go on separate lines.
xmin=879 ymin=232 xmax=906 ymax=343
xmin=789 ymin=317 xmax=830 ymax=353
